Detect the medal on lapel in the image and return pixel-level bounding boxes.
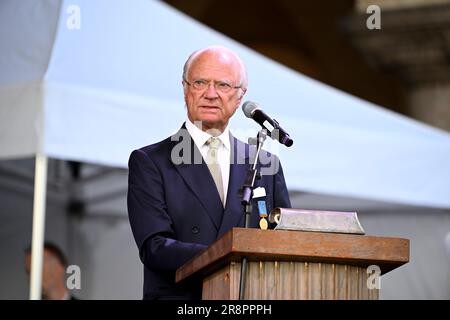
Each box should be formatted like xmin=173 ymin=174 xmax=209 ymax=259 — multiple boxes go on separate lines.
xmin=253 ymin=187 xmax=268 ymax=230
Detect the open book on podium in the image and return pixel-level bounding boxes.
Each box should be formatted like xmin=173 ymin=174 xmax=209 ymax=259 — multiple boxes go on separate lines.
xmin=176 ymin=208 xmax=410 ymax=300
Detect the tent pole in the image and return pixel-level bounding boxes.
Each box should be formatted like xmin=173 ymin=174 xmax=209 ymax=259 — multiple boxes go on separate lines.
xmin=29 ymin=153 xmax=48 ymax=300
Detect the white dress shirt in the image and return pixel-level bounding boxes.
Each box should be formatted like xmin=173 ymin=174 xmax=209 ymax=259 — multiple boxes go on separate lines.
xmin=185 ymin=119 xmax=230 ymax=205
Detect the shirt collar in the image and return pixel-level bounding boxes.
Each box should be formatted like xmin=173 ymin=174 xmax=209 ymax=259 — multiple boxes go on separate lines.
xmin=185 ymin=118 xmax=230 ymax=150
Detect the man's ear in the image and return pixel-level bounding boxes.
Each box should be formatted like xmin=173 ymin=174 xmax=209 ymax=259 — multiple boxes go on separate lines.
xmin=237 ymin=88 xmax=247 ymax=102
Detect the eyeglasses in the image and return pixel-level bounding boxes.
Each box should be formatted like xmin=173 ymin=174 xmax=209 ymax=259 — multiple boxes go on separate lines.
xmin=183 ymin=78 xmax=242 ymax=93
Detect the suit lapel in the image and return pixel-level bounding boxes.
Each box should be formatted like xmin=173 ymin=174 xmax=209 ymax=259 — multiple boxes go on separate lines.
xmin=171 ymin=125 xmax=223 ymax=230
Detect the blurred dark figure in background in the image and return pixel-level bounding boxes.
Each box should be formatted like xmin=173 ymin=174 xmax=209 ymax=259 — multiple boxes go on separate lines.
xmin=24 ymin=242 xmax=77 ymax=300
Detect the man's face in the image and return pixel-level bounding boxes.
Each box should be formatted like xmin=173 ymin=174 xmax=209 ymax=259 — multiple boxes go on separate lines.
xmin=184 ymin=50 xmax=246 ymax=132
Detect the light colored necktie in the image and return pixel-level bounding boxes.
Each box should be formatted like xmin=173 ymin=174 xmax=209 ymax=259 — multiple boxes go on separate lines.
xmin=205 ymin=137 xmax=224 ymax=205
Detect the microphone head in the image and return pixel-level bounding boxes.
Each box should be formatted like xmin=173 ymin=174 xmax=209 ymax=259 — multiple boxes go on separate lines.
xmin=242 ymin=101 xmax=259 ymax=118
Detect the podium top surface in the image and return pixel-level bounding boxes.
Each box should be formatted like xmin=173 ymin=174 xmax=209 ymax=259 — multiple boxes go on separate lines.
xmin=176 ymin=228 xmax=409 ymax=283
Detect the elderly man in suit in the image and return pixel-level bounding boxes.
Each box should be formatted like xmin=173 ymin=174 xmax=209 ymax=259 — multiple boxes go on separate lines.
xmin=127 ymin=45 xmax=291 ymax=300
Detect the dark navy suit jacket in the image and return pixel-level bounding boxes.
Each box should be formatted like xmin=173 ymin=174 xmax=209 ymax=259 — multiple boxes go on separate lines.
xmin=127 ymin=125 xmax=291 ymax=300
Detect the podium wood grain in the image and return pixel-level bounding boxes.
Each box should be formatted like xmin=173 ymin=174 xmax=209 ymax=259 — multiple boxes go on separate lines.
xmin=176 ymin=228 xmax=409 ymax=300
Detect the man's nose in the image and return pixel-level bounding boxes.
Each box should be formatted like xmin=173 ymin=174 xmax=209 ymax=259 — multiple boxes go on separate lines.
xmin=204 ymin=83 xmax=219 ymax=98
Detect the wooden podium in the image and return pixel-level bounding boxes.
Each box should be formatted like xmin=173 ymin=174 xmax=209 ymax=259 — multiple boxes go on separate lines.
xmin=176 ymin=228 xmax=409 ymax=300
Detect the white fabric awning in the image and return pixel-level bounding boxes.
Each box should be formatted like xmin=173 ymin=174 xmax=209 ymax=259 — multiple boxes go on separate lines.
xmin=1 ymin=0 xmax=449 ymax=208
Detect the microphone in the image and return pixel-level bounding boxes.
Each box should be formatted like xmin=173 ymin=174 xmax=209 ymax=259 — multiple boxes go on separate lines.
xmin=242 ymin=101 xmax=293 ymax=147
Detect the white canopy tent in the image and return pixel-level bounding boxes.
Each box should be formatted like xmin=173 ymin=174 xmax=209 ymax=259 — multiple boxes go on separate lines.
xmin=1 ymin=0 xmax=450 ymax=299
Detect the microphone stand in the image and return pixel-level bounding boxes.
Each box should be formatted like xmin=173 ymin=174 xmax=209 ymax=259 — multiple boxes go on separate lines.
xmin=238 ymin=129 xmax=267 ymax=300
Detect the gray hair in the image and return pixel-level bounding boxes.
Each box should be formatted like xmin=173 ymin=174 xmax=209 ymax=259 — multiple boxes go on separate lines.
xmin=182 ymin=45 xmax=248 ymax=90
